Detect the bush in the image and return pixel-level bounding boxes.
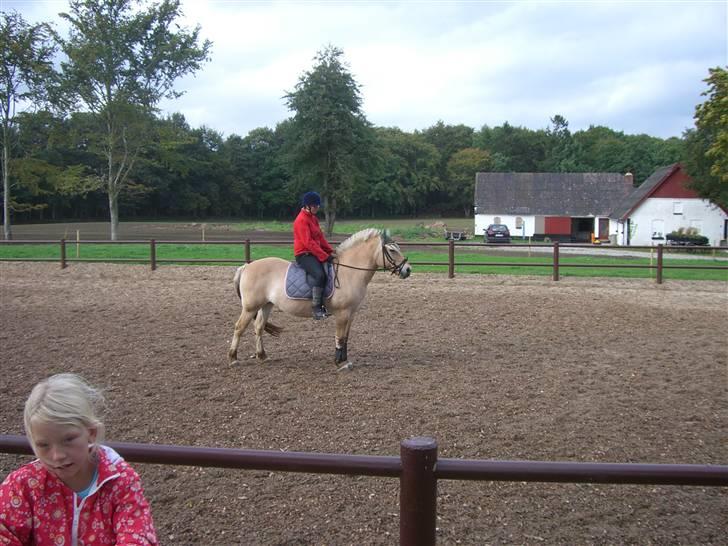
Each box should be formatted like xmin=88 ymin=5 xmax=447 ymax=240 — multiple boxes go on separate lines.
xmin=666 ymin=228 xmax=709 ymax=246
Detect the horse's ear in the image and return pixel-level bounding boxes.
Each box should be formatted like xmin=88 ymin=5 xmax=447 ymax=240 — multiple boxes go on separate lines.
xmin=382 ymin=229 xmax=392 ymax=243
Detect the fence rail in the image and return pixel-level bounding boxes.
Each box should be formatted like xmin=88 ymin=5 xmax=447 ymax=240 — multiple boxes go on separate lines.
xmin=1 ymin=239 xmax=727 ymax=284
xmin=1 ymin=434 xmax=726 ymax=545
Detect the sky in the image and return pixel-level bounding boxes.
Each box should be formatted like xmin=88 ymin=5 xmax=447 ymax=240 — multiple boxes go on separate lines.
xmin=4 ymin=0 xmax=727 ymax=140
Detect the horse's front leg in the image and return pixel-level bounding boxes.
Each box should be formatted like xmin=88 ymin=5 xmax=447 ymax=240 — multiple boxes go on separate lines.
xmin=229 ymin=309 xmax=256 ymax=365
xmin=253 ymin=304 xmax=274 ymax=361
xmin=334 ymin=311 xmax=354 ymax=364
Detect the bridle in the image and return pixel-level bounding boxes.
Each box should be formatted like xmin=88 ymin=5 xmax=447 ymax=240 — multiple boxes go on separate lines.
xmin=333 ymin=239 xmax=409 ymax=278
xmin=381 ymin=241 xmax=409 ymax=276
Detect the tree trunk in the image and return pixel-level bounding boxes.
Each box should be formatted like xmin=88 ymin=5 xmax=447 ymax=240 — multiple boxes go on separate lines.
xmin=2 ymin=125 xmax=12 ymax=240
xmin=324 ymin=195 xmax=336 ymax=237
xmin=109 ymin=191 xmax=119 ymax=241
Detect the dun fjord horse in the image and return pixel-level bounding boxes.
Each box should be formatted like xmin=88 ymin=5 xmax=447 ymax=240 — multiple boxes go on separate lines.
xmin=228 ymin=228 xmax=411 ymax=367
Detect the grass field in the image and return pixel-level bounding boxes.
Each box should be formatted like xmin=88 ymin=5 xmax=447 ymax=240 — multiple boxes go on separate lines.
xmin=1 ymin=240 xmax=727 ymax=281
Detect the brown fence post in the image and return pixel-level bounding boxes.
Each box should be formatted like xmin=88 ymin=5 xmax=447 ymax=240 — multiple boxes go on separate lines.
xmin=245 ymin=239 xmax=251 ymax=264
xmin=448 ymin=239 xmax=455 ymax=278
xmin=656 ymin=244 xmax=663 ymax=284
xmin=150 ymin=239 xmax=156 ymax=271
xmin=552 ymin=241 xmax=559 ymax=281
xmin=400 ymin=437 xmax=437 ymax=546
xmin=60 ymin=239 xmax=66 ymax=269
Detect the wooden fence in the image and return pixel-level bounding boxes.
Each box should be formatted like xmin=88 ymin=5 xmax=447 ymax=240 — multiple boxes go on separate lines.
xmin=1 ymin=434 xmax=726 ymax=545
xmin=1 ymin=239 xmax=727 ymax=284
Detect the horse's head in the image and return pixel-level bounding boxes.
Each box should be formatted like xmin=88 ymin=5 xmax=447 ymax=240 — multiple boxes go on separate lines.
xmin=381 ymin=230 xmax=411 ymax=279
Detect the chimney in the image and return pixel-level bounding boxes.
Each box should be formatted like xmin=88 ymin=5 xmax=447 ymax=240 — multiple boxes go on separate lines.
xmin=625 ymin=172 xmax=634 ymax=186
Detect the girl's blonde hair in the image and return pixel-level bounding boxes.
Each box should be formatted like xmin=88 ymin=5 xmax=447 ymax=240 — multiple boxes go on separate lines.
xmin=24 ymin=373 xmax=106 ymax=449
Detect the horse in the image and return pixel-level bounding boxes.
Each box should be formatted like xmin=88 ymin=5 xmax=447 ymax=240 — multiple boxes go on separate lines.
xmin=228 ymin=228 xmax=411 ymax=367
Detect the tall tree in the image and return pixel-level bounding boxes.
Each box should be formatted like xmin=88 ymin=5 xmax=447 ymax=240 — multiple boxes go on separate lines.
xmin=0 ymin=11 xmax=57 ymax=239
xmin=284 ymin=45 xmax=373 ymax=235
xmin=543 ymin=115 xmax=578 ymax=172
xmin=684 ymin=67 xmax=728 ymax=208
xmin=58 ymin=0 xmax=211 ymax=239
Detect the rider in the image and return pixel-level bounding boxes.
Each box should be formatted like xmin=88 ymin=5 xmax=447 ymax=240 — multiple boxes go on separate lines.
xmin=293 ymin=191 xmax=336 ymax=320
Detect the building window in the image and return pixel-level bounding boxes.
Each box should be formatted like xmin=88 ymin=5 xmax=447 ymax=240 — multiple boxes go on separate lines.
xmin=673 ymin=202 xmax=683 ymax=215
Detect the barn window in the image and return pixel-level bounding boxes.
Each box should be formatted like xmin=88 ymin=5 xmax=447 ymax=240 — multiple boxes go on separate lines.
xmin=493 ymin=216 xmax=501 ymax=224
xmin=515 ymin=217 xmax=523 ymax=229
xmin=673 ymin=202 xmax=683 ymax=215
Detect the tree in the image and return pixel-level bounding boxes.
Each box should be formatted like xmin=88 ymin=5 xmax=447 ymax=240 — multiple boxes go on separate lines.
xmin=0 ymin=11 xmax=57 ymax=239
xmin=474 ymin=122 xmax=548 ymax=172
xmin=373 ymin=127 xmax=441 ymax=216
xmin=446 ymin=148 xmax=492 ymax=216
xmin=684 ymin=67 xmax=728 ymax=208
xmin=421 ymin=121 xmax=474 ymax=211
xmin=542 ymin=115 xmax=578 ymax=172
xmin=284 ymin=45 xmax=374 ymax=235
xmin=58 ymin=0 xmax=211 ymax=239
xmin=13 ymin=110 xmax=102 ymax=221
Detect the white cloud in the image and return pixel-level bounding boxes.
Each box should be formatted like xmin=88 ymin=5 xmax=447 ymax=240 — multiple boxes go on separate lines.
xmin=4 ymin=0 xmax=726 ymax=138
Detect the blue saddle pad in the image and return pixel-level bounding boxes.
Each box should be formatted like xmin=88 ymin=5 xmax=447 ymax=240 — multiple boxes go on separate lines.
xmin=285 ymin=262 xmax=335 ymax=300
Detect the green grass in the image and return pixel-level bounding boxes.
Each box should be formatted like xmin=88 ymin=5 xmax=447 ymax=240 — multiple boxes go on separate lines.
xmin=1 ymin=242 xmax=726 ymax=281
xmin=224 ymin=218 xmax=468 ymax=241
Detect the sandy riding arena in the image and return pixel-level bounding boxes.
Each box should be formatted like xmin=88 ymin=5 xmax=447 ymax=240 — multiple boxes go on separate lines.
xmin=1 ymin=262 xmax=726 ymax=545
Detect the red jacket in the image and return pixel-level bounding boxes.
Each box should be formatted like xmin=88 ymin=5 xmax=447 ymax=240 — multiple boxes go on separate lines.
xmin=0 ymin=445 xmax=158 ymax=546
xmin=293 ymin=208 xmax=333 ymax=262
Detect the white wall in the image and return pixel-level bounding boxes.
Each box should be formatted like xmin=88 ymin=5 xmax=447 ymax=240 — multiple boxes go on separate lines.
xmin=623 ymin=198 xmax=727 ymax=246
xmin=475 ymin=214 xmax=618 ymax=240
xmin=474 ymin=214 xmax=535 ymax=239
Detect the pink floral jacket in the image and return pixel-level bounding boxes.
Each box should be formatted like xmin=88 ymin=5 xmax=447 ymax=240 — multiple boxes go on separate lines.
xmin=0 ymin=445 xmax=158 ymax=546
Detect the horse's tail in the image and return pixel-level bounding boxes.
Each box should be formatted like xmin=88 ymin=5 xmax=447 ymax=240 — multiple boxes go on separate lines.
xmin=233 ymin=264 xmax=245 ymax=301
xmin=264 ymin=322 xmax=283 ymax=337
xmin=233 ymin=263 xmax=283 ymax=337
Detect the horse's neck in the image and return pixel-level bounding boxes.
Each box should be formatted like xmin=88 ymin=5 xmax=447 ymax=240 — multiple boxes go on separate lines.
xmin=340 ymin=238 xmax=381 ymax=273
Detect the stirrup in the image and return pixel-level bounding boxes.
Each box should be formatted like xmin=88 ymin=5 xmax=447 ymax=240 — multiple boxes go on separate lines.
xmin=312 ymin=306 xmax=326 ymax=320
xmin=321 ymin=305 xmax=333 ymax=317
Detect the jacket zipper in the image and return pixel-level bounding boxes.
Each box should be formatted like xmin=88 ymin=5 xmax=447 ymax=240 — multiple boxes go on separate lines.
xmin=70 ymin=473 xmax=120 ymax=546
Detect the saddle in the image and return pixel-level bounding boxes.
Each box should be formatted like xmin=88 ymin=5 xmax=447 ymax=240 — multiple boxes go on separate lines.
xmin=284 ymin=261 xmax=336 ymax=300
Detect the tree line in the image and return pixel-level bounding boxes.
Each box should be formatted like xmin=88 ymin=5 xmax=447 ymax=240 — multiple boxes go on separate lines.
xmin=2 ymin=1 xmax=726 ymax=239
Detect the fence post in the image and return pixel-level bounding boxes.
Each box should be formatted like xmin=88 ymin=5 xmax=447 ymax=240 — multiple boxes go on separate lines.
xmin=245 ymin=239 xmax=251 ymax=264
xmin=400 ymin=437 xmax=437 ymax=546
xmin=656 ymin=244 xmax=663 ymax=284
xmin=60 ymin=239 xmax=66 ymax=269
xmin=150 ymin=240 xmax=156 ymax=271
xmin=552 ymin=241 xmax=559 ymax=281
xmin=448 ymin=239 xmax=455 ymax=278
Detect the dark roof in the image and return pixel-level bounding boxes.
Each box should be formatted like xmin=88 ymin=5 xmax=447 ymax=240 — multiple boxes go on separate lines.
xmin=610 ymin=163 xmax=679 ymax=220
xmin=474 ymin=172 xmax=634 ymax=217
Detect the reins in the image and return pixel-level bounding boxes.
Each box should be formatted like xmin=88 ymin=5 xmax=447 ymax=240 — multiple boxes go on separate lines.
xmin=331 ymin=239 xmax=409 ymax=287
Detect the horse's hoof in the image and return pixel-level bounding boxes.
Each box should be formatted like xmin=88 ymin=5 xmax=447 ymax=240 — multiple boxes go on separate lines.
xmin=337 ymin=362 xmax=354 ymax=372
xmin=256 ymin=353 xmax=268 ymax=362
xmin=230 ymin=360 xmax=240 ymax=366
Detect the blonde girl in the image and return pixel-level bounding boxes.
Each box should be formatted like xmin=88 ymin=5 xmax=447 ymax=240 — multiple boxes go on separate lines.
xmin=0 ymin=373 xmax=158 ymax=545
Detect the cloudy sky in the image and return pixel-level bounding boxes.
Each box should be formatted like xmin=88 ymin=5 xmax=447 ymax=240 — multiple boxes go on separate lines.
xmin=4 ymin=0 xmax=727 ymax=139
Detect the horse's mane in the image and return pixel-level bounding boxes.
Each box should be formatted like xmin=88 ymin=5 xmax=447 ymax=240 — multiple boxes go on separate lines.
xmin=337 ymin=228 xmax=382 ymax=253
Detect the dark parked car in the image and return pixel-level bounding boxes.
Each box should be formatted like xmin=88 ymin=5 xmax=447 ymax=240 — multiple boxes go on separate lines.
xmin=485 ymin=224 xmax=511 ymax=243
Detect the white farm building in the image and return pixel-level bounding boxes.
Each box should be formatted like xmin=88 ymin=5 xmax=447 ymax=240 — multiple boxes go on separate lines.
xmin=474 ymin=164 xmax=727 ymax=246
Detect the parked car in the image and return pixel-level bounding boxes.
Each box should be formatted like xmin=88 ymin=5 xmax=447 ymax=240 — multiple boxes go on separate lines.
xmin=485 ymin=224 xmax=511 ymax=243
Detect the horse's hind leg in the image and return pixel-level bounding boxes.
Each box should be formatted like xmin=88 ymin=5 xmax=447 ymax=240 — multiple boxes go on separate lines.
xmin=228 ymin=309 xmax=256 ymax=365
xmin=253 ymin=303 xmax=274 ymax=361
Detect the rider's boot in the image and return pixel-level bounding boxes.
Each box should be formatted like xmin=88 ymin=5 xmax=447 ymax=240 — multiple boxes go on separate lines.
xmin=311 ymin=287 xmax=326 ymax=320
